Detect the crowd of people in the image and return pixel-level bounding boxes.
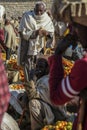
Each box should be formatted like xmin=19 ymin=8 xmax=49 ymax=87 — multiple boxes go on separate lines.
xmin=0 ymin=0 xmax=87 ymax=130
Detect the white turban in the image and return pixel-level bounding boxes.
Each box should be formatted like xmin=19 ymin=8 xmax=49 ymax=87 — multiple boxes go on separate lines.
xmin=0 ymin=5 xmax=5 ymax=22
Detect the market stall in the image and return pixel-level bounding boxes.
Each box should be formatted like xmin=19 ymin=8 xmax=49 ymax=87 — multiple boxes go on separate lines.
xmin=1 ymin=51 xmax=76 ymax=130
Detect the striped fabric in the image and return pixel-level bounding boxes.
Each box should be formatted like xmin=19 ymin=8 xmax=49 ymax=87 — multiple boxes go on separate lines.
xmin=61 ymin=76 xmax=79 ymax=98
xmin=0 ymin=58 xmax=10 ymax=125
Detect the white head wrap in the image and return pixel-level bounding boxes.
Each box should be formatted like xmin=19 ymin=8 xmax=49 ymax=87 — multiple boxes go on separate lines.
xmin=0 ymin=5 xmax=5 ymax=22
xmin=35 ymin=1 xmax=46 ymax=10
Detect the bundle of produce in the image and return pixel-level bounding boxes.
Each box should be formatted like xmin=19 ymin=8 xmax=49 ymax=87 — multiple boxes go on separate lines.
xmin=44 ymin=48 xmax=54 ymax=55
xmin=62 ymin=57 xmax=74 ymax=77
xmin=9 ymin=84 xmax=25 ymax=90
xmin=7 ymin=54 xmax=22 ymax=70
xmin=41 ymin=121 xmax=72 ymax=130
xmin=6 ymin=54 xmax=25 ymax=82
xmin=1 ymin=52 xmax=6 ymax=61
xmin=19 ymin=70 xmax=24 ymax=82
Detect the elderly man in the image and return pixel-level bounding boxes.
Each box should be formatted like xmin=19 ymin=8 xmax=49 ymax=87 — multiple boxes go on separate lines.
xmin=48 ymin=0 xmax=87 ymax=130
xmin=24 ymin=57 xmax=70 ymax=130
xmin=18 ymin=1 xmax=54 ymax=81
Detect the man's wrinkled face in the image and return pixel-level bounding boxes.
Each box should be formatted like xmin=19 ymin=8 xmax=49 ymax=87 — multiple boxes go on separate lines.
xmin=35 ymin=58 xmax=48 ymax=79
xmin=34 ymin=4 xmax=45 ymax=16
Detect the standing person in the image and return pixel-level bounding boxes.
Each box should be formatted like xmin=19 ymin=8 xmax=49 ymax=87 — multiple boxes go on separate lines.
xmin=18 ymin=1 xmax=54 ymax=81
xmin=0 ymin=5 xmax=6 ymax=52
xmin=48 ymin=0 xmax=87 ymax=130
xmin=4 ymin=18 xmax=17 ymax=61
xmin=24 ymin=57 xmax=69 ymax=130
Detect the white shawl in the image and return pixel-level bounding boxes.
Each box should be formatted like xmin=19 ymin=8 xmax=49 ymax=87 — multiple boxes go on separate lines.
xmin=19 ymin=11 xmax=54 ymax=55
xmin=34 ymin=12 xmax=54 ymax=33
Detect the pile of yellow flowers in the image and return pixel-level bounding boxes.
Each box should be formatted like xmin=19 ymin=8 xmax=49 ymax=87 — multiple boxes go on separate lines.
xmin=9 ymin=84 xmax=25 ymax=90
xmin=62 ymin=57 xmax=74 ymax=77
xmin=41 ymin=121 xmax=72 ymax=130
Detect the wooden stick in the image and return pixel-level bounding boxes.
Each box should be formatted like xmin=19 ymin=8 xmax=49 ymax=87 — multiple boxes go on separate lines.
xmin=77 ymin=98 xmax=86 ymax=130
xmin=18 ymin=108 xmax=26 ymax=126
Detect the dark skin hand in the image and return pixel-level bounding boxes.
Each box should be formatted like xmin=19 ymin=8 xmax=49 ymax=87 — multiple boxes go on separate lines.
xmin=35 ymin=28 xmax=49 ymax=37
xmin=55 ymin=33 xmax=78 ymax=55
xmin=54 ymin=22 xmax=87 ymax=56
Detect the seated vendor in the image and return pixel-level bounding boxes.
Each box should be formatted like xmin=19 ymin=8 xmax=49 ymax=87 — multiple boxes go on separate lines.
xmin=24 ymin=56 xmax=71 ymax=130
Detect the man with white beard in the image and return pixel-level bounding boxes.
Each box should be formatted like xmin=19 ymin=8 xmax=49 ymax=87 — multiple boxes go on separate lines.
xmin=18 ymin=1 xmax=54 ymax=81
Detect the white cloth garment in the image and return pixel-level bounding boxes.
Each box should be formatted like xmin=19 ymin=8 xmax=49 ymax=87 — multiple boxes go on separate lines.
xmin=19 ymin=11 xmax=54 ymax=55
xmin=0 ymin=5 xmax=5 ymax=23
xmin=1 ymin=112 xmax=20 ymax=130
